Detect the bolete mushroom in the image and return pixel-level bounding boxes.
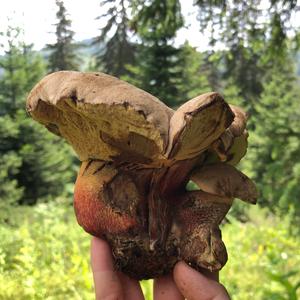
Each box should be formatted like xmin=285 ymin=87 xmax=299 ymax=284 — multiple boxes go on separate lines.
xmin=26 ymin=71 xmax=258 ymax=279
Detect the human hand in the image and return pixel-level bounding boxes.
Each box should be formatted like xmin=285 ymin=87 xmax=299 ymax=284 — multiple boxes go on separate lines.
xmin=91 ymin=237 xmax=230 ymax=300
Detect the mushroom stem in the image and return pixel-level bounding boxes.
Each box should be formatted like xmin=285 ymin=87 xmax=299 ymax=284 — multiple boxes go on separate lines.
xmin=148 ymin=169 xmax=170 ymax=250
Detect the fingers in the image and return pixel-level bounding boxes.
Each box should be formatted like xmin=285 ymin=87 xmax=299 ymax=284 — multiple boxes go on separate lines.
xmin=91 ymin=237 xmax=144 ymax=300
xmin=90 ymin=237 xmax=230 ymax=300
xmin=91 ymin=237 xmax=123 ymax=300
xmin=173 ymin=261 xmax=230 ymax=300
xmin=154 ymin=274 xmax=184 ymax=300
xmin=118 ymin=272 xmax=144 ymax=300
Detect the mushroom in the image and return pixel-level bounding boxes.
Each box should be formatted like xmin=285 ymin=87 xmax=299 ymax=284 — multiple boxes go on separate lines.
xmin=207 ymin=104 xmax=249 ymax=165
xmin=191 ymin=163 xmax=258 ymax=204
xmin=26 ymin=71 xmax=257 ymax=279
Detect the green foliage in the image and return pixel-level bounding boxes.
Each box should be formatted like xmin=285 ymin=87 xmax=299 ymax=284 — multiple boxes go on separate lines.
xmin=266 ymin=271 xmax=300 ymax=300
xmin=127 ymin=0 xmax=186 ymax=107
xmin=221 ymin=206 xmax=300 ymax=300
xmin=0 ymin=202 xmax=152 ymax=299
xmin=93 ymin=0 xmax=135 ymax=77
xmin=177 ymin=42 xmax=211 ymax=101
xmin=0 ymin=111 xmax=76 ymax=211
xmin=129 ymin=42 xmax=185 ymax=106
xmin=132 ymin=0 xmax=183 ymax=40
xmin=0 ymin=26 xmax=76 ymax=211
xmin=245 ymin=61 xmax=300 ymax=222
xmin=0 ymin=115 xmax=23 ymax=208
xmin=141 ymin=280 xmax=153 ymax=300
xmin=0 ymin=201 xmax=93 ymax=300
xmin=195 ymin=0 xmax=300 ymax=111
xmin=0 ymin=27 xmax=44 ymax=115
xmin=1 ymin=203 xmax=299 ymax=299
xmin=46 ymin=0 xmax=81 ymax=72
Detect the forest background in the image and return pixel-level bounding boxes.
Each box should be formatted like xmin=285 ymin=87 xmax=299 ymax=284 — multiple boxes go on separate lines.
xmin=1 ymin=0 xmax=300 ymax=299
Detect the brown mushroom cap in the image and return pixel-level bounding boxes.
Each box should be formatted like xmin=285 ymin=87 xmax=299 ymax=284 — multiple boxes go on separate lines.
xmin=26 ymin=71 xmax=173 ymax=162
xmin=191 ymin=162 xmax=258 ymax=204
xmin=228 ymin=105 xmax=248 ymax=137
xmin=205 ymin=104 xmax=249 ymax=166
xmin=166 ymin=93 xmax=234 ymax=161
xmin=27 ymin=72 xmax=248 ymax=167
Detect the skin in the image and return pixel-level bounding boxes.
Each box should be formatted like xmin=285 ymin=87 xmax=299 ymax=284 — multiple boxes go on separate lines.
xmin=91 ymin=237 xmax=230 ymax=300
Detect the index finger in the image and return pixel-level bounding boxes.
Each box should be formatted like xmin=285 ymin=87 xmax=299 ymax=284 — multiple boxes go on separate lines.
xmin=91 ymin=237 xmax=123 ymax=300
xmin=173 ymin=262 xmax=230 ymax=300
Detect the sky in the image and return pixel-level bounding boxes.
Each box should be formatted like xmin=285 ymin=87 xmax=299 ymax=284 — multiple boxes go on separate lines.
xmin=0 ymin=0 xmax=207 ymax=53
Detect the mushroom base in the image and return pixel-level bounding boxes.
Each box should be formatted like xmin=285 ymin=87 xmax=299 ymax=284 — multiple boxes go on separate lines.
xmin=106 ymin=232 xmax=179 ymax=280
xmin=74 ymin=160 xmax=231 ymax=280
xmin=105 ymin=222 xmax=228 ymax=280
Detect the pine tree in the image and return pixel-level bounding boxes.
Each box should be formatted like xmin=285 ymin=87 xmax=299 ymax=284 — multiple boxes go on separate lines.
xmin=93 ymin=0 xmax=135 ymax=77
xmin=0 ymin=27 xmax=27 ymax=115
xmin=47 ymin=0 xmax=80 ymax=72
xmin=177 ymin=42 xmax=211 ymax=102
xmin=0 ymin=114 xmax=23 ymax=220
xmin=194 ymin=0 xmax=300 ymax=111
xmin=129 ymin=0 xmax=184 ymax=107
xmin=0 ymin=27 xmax=76 ymax=215
xmin=247 ymin=60 xmax=300 ymax=221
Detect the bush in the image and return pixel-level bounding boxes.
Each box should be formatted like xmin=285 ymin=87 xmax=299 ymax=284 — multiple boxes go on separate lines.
xmin=0 ymin=199 xmax=93 ymax=300
xmin=1 ymin=201 xmax=299 ymax=299
xmin=0 ymin=199 xmax=153 ymax=300
xmin=221 ymin=206 xmax=300 ymax=300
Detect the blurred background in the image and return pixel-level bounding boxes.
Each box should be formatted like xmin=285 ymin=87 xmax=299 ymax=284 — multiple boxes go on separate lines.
xmin=1 ymin=0 xmax=300 ymax=299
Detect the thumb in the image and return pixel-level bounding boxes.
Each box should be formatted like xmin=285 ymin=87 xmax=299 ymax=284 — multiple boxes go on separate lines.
xmin=173 ymin=261 xmax=230 ymax=300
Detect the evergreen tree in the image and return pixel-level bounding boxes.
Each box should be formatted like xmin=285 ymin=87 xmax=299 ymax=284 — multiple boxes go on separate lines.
xmin=201 ymin=51 xmax=223 ymax=92
xmin=195 ymin=0 xmax=300 ymax=110
xmin=246 ymin=60 xmax=300 ymax=221
xmin=0 ymin=27 xmax=28 ymax=115
xmin=0 ymin=27 xmax=76 ymax=216
xmin=0 ymin=114 xmax=23 ymax=220
xmin=47 ymin=0 xmax=80 ymax=72
xmin=129 ymin=0 xmax=184 ymax=107
xmin=176 ymin=42 xmax=211 ymax=102
xmin=93 ymin=0 xmax=135 ymax=77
